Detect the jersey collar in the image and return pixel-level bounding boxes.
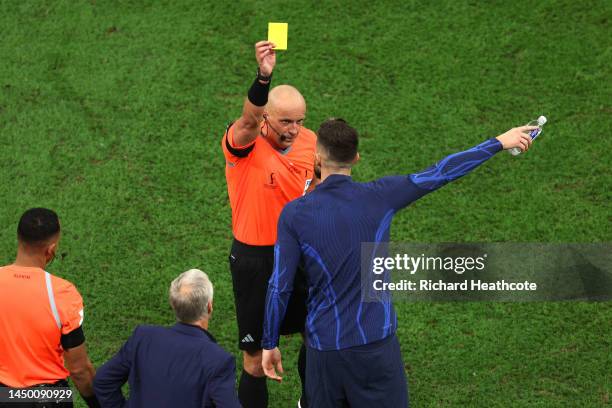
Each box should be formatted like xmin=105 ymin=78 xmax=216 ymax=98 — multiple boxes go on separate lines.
xmin=318 ymin=174 xmax=352 ymax=188
xmin=277 ymin=146 xmax=292 ymax=155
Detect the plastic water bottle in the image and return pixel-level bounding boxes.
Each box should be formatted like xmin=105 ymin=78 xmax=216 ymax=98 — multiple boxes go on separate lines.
xmin=509 ymin=115 xmax=547 ymax=156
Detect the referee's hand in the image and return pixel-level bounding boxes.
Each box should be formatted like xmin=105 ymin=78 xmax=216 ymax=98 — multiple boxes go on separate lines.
xmin=262 ymin=347 xmax=284 ymax=382
xmin=255 ymin=41 xmax=276 ymax=78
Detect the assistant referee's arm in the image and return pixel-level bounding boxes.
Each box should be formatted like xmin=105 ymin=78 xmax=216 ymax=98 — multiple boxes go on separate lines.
xmin=64 ymin=341 xmax=100 ymax=408
xmin=231 ymin=41 xmax=276 ymax=148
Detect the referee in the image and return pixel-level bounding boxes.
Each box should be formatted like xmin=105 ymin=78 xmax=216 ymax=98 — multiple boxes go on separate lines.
xmin=262 ymin=119 xmax=536 ymax=406
xmin=0 ymin=208 xmax=99 ymax=408
xmin=221 ymin=41 xmax=317 ymax=408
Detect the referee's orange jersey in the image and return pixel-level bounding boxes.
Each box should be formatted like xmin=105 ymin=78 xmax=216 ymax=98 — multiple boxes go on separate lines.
xmin=0 ymin=265 xmax=84 ymax=387
xmin=222 ymin=123 xmax=317 ymax=246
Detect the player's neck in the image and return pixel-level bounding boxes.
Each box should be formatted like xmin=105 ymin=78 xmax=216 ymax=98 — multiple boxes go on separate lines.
xmin=320 ymin=166 xmax=352 ymax=182
xmin=14 ymin=251 xmax=48 ymax=269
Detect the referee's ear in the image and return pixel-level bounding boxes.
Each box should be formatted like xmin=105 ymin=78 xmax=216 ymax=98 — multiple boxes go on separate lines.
xmin=352 ymin=152 xmax=360 ymax=165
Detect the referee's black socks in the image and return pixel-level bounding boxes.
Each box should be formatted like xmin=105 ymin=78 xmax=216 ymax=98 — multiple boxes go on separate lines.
xmin=239 ymin=370 xmax=268 ymax=408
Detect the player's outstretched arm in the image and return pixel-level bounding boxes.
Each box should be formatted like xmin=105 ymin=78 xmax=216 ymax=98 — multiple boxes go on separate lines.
xmin=231 ymin=41 xmax=276 ymax=147
xmin=375 ymin=125 xmax=538 ymax=210
xmin=409 ymin=125 xmax=537 ymax=191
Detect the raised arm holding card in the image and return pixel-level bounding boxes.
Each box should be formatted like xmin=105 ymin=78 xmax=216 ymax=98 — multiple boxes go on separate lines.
xmin=231 ymin=41 xmax=276 ymax=147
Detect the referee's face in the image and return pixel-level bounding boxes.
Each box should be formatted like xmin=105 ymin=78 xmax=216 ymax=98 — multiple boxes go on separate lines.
xmin=265 ymin=103 xmax=306 ymax=150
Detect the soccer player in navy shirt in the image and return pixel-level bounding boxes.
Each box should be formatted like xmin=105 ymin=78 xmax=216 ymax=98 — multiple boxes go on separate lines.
xmin=261 ymin=118 xmax=536 ymax=407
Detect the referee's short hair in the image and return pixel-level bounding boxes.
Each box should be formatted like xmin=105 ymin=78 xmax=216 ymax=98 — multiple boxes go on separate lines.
xmin=169 ymin=269 xmax=214 ymax=323
xmin=316 ymin=118 xmax=359 ymax=165
xmin=17 ymin=208 xmax=60 ymax=246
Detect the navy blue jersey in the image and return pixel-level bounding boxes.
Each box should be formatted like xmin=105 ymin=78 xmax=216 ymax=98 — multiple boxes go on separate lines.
xmin=263 ymin=138 xmax=502 ymax=351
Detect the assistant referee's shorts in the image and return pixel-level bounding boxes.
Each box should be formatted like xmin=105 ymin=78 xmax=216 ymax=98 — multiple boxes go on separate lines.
xmin=229 ymin=238 xmax=308 ymax=351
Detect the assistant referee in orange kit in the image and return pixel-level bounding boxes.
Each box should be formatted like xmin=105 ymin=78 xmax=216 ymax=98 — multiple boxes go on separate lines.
xmin=0 ymin=208 xmax=99 ymax=408
xmin=221 ymin=40 xmax=316 ymax=408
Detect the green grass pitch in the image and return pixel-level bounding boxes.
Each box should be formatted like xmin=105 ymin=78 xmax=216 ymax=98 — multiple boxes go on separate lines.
xmin=1 ymin=1 xmax=610 ymax=407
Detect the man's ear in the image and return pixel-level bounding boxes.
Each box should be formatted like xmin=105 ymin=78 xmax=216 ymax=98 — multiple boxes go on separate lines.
xmin=353 ymin=152 xmax=360 ymax=164
xmin=208 ymin=300 xmax=213 ymax=316
xmin=46 ymin=242 xmax=58 ymax=262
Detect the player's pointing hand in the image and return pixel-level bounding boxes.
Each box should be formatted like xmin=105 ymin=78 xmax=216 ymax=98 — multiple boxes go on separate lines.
xmin=255 ymin=41 xmax=276 ymax=78
xmin=262 ymin=347 xmax=284 ymax=382
xmin=496 ymin=125 xmax=537 ymax=152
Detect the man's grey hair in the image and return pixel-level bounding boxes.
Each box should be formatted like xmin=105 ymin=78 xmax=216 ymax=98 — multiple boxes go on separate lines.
xmin=169 ymin=269 xmax=214 ymax=323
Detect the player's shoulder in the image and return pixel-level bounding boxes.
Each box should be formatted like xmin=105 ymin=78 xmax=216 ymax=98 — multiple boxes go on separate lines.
xmin=279 ymin=195 xmax=308 ymax=222
xmin=282 ymin=192 xmax=318 ymax=225
xmin=281 ymin=197 xmax=301 ymax=217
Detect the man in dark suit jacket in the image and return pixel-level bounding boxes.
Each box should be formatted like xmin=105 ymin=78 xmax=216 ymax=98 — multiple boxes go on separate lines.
xmin=94 ymin=269 xmax=241 ymax=408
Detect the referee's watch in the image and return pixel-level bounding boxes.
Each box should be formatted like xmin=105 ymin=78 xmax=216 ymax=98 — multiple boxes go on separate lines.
xmin=257 ymin=67 xmax=272 ymax=83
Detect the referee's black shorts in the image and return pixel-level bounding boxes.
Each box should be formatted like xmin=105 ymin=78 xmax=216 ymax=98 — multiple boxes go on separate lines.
xmin=229 ymin=238 xmax=308 ymax=351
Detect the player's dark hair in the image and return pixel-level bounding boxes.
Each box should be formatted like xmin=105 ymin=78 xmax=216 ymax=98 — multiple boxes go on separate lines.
xmin=17 ymin=208 xmax=60 ymax=245
xmin=316 ymin=118 xmax=359 ymax=165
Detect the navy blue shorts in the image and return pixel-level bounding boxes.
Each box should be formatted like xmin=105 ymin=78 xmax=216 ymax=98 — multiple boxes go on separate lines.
xmin=306 ymin=334 xmax=409 ymax=407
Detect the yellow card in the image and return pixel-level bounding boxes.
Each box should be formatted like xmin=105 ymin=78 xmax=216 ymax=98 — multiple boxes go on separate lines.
xmin=268 ymin=22 xmax=288 ymax=50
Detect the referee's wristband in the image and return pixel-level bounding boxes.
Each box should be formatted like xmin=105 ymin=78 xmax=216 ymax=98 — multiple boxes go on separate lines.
xmin=247 ymin=76 xmax=271 ymax=107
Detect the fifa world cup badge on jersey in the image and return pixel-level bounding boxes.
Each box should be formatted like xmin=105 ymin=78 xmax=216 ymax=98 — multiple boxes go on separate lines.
xmin=302 ymin=178 xmax=312 ymax=195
